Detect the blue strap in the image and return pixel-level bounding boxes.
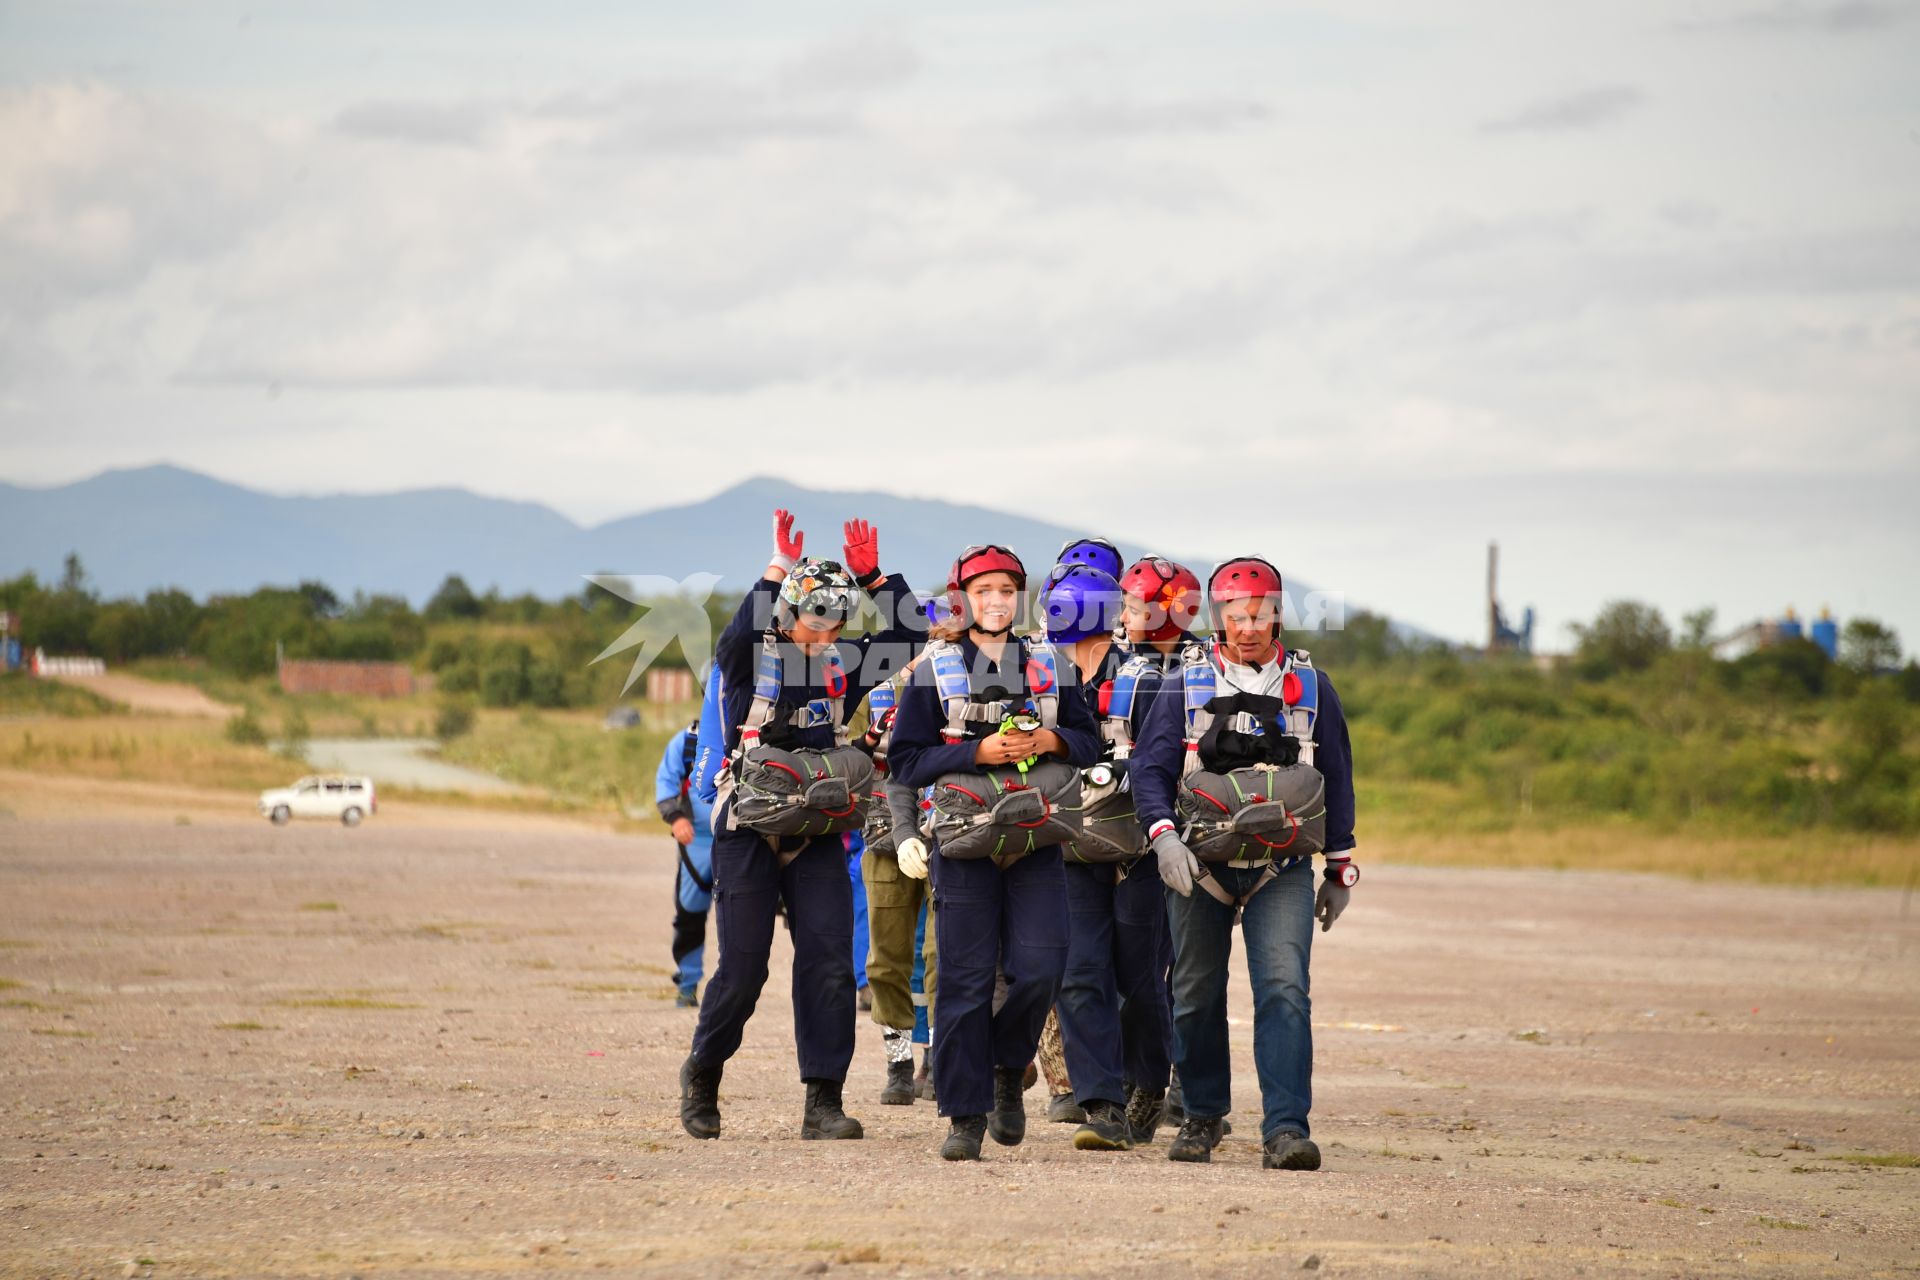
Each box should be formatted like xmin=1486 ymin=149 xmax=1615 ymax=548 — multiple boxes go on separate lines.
xmin=1181 ymin=654 xmax=1215 ymax=737
xmin=930 ymin=641 xmax=971 ymax=706
xmin=1108 ymin=655 xmax=1150 ymax=724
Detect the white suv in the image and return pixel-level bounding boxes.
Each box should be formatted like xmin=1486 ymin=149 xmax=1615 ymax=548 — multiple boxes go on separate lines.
xmin=259 ymin=775 xmax=378 ymax=826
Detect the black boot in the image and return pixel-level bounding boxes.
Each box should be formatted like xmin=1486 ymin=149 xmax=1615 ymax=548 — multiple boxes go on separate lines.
xmin=801 ymin=1079 xmax=864 ymax=1140
xmin=679 ymin=1055 xmax=722 ymax=1140
xmin=1072 ymin=1099 xmax=1134 ymax=1151
xmin=913 ymin=1048 xmax=936 ymax=1102
xmin=1164 ymin=1073 xmax=1185 ymax=1125
xmin=1124 ymin=1086 xmax=1167 ymax=1145
xmin=986 ymin=1066 xmax=1027 ymax=1146
xmin=880 ymin=1058 xmax=915 ymax=1106
xmin=1167 ymin=1116 xmax=1223 ymax=1163
xmin=1046 ymin=1092 xmax=1086 ymax=1124
xmin=1262 ymin=1130 xmax=1322 ymax=1171
xmin=942 ymin=1114 xmax=987 ymax=1161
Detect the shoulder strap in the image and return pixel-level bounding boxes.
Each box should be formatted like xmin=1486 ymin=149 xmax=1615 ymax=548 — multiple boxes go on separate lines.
xmin=1103 ymin=653 xmax=1154 ymax=758
xmin=1021 ymin=635 xmax=1061 ymax=730
xmin=738 ymin=633 xmax=853 ymax=752
xmin=1283 ymin=650 xmax=1318 ymax=760
xmin=927 ymin=639 xmax=973 ymax=742
xmin=737 ymin=632 xmax=786 ymax=753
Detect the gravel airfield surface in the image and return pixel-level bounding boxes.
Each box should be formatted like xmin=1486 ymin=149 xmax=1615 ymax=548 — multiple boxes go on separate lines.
xmin=3 ymin=813 xmax=1917 ymax=1278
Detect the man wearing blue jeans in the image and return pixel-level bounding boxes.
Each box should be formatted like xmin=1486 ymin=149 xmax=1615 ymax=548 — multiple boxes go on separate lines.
xmin=1130 ymin=555 xmax=1357 ymax=1170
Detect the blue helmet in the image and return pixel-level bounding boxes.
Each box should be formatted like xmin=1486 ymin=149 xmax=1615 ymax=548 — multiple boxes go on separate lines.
xmin=1043 ymin=564 xmax=1122 ymax=644
xmin=1055 ymin=536 xmax=1123 ymax=583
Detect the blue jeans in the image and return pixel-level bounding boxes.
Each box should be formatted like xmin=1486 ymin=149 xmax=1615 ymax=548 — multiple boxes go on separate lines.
xmin=1058 ymin=860 xmax=1173 ymax=1108
xmin=1165 ymin=859 xmax=1315 ymax=1142
xmin=930 ymin=845 xmax=1068 ymax=1117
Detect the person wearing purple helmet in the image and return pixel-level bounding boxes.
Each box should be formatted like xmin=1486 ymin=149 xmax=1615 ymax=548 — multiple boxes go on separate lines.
xmin=1040 ymin=562 xmax=1174 ymax=1151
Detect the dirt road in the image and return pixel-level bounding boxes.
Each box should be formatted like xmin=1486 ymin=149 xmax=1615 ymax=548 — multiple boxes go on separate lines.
xmin=40 ymin=672 xmax=237 ymax=719
xmin=3 ymin=817 xmax=1916 ymax=1278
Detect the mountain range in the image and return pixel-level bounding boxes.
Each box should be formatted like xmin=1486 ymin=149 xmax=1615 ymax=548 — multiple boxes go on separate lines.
xmin=1 ymin=464 xmax=1422 ymax=634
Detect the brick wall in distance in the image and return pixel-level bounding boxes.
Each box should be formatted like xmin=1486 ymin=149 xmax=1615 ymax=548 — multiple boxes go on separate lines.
xmin=278 ymin=659 xmax=418 ymax=698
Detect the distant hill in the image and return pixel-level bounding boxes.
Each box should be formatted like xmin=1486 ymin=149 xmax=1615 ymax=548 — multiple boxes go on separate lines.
xmin=0 ymin=464 xmax=1428 ymax=635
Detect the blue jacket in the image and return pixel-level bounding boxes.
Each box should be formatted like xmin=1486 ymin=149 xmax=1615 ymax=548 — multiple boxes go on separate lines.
xmin=712 ymin=575 xmax=925 ymax=760
xmin=1130 ymin=656 xmax=1356 ymax=855
xmin=691 ymin=668 xmax=727 ymax=810
xmin=655 ymin=725 xmax=717 ymax=842
xmin=889 ymin=634 xmax=1104 ymax=790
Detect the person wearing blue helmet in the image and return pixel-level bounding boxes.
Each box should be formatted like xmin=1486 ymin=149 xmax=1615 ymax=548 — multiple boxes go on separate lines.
xmin=1042 ymin=562 xmax=1174 ymax=1151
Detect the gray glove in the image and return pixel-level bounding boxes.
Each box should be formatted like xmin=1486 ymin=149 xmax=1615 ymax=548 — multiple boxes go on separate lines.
xmin=1314 ymin=880 xmax=1350 ymax=932
xmin=1151 ymin=828 xmax=1199 ymax=898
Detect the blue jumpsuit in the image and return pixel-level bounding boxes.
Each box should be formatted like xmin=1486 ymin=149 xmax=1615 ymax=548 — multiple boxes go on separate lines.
xmin=1054 ymin=648 xmax=1174 ymax=1111
xmin=687 ymin=576 xmax=922 ymax=1084
xmin=889 ymin=634 xmax=1102 ymax=1119
xmin=655 ymin=725 xmax=716 ymax=997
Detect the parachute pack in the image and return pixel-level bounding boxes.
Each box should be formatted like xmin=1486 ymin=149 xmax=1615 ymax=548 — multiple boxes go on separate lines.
xmin=721 ymin=632 xmax=875 ymax=850
xmin=921 ymin=636 xmax=1083 ymax=868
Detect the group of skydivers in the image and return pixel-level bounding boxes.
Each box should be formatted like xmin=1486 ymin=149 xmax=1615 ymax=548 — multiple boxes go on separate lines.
xmin=667 ymin=510 xmax=1357 ymax=1168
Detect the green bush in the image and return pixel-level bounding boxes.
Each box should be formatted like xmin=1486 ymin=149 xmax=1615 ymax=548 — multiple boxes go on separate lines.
xmin=435 ymin=699 xmax=476 ymax=740
xmin=225 ymin=708 xmax=267 ymax=745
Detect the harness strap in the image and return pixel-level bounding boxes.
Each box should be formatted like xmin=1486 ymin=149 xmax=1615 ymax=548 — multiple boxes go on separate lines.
xmin=928 ymin=637 xmax=1060 ymax=743
xmin=676 ymin=843 xmax=713 ymax=896
xmin=1193 ymin=861 xmax=1279 ymax=915
xmin=737 ymin=632 xmax=850 ymax=759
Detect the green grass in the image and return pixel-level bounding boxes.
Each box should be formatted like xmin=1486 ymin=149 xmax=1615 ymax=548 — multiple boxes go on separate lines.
xmin=215 ymin=1021 xmax=274 ymax=1031
xmin=299 ymin=901 xmax=341 ymax=912
xmin=1753 ymin=1215 xmax=1811 ymax=1231
xmin=0 ymin=672 xmax=121 ymax=717
xmin=1825 ymin=1152 xmax=1920 ymax=1168
xmin=435 ymin=704 xmax=693 ymax=813
xmin=31 ymin=1027 xmax=92 ymax=1037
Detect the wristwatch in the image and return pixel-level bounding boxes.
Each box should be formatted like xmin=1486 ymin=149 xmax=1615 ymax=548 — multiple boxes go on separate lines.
xmin=1324 ymin=861 xmax=1359 ymax=888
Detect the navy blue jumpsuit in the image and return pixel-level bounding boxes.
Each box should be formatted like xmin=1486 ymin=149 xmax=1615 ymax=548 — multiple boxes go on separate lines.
xmin=688 ymin=576 xmax=923 ymax=1084
xmin=888 ymin=634 xmax=1102 ymax=1119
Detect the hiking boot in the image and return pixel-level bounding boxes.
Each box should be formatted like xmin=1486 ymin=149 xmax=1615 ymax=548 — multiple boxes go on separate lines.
xmin=986 ymin=1066 xmax=1027 ymax=1146
xmin=1022 ymin=1060 xmax=1038 ymax=1091
xmin=674 ymin=985 xmax=699 ymax=1009
xmin=801 ymin=1079 xmax=864 ymax=1140
xmin=678 ymin=1055 xmax=722 ymax=1140
xmin=1167 ymin=1116 xmax=1223 ymax=1163
xmin=1046 ymin=1093 xmax=1086 ymax=1124
xmin=942 ymin=1114 xmax=987 ymax=1161
xmin=880 ymin=1058 xmax=916 ymax=1106
xmin=1072 ymin=1100 xmax=1134 ymax=1151
xmin=913 ymin=1049 xmax=936 ymax=1101
xmin=1124 ymin=1086 xmax=1166 ymax=1145
xmin=1262 ymin=1131 xmax=1321 ymax=1171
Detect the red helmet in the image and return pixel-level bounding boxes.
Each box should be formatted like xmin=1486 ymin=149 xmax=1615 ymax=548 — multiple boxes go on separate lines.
xmin=946 ymin=544 xmax=1027 ymax=633
xmin=1120 ymin=555 xmax=1201 ymax=642
xmin=1207 ymin=556 xmax=1284 ymax=634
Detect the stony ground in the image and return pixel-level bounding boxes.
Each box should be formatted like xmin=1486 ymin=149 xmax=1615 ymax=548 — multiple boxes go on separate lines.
xmin=3 ymin=809 xmax=1917 ymax=1279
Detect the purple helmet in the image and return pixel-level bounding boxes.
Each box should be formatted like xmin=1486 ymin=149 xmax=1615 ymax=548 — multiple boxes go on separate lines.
xmin=1043 ymin=564 xmax=1123 ymax=644
xmin=1055 ymin=536 xmax=1123 ymax=583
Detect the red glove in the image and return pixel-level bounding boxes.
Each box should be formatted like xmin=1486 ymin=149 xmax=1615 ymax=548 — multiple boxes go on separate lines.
xmin=772 ymin=508 xmax=805 ymax=570
xmin=842 ymin=518 xmax=881 ymax=582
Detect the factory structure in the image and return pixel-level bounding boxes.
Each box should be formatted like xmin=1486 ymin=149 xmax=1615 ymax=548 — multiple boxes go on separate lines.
xmin=1713 ymin=606 xmax=1842 ymax=661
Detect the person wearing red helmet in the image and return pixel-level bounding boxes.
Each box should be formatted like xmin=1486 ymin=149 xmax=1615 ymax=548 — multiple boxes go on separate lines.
xmin=1129 ymin=554 xmax=1358 ymax=1172
xmin=888 ymin=544 xmax=1104 ymax=1161
xmin=1117 ymin=555 xmax=1205 ymax=673
xmin=678 ymin=509 xmax=926 ymax=1146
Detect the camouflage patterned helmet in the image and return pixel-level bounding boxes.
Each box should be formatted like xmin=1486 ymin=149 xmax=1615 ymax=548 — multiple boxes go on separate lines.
xmin=776 ymin=558 xmax=858 ymax=630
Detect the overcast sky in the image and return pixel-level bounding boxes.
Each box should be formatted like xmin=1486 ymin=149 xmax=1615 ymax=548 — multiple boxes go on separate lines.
xmin=2 ymin=1 xmax=1917 ymax=651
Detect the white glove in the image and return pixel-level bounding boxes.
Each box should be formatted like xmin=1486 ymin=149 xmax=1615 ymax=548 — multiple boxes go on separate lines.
xmin=896 ymin=836 xmax=929 ymax=880
xmin=1151 ymin=828 xmax=1199 ymax=898
xmin=1314 ymin=880 xmax=1350 ymax=932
